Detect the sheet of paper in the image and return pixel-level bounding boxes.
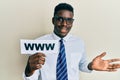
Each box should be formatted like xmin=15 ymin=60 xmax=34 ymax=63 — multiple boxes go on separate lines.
xmin=20 ymin=39 xmax=59 ymax=54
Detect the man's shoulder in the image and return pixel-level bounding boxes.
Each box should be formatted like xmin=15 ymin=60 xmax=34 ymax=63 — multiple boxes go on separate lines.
xmin=70 ymin=34 xmax=84 ymax=42
xmin=69 ymin=35 xmax=85 ymax=46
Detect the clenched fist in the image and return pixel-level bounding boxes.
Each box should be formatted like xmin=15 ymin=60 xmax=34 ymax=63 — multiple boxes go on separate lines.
xmin=25 ymin=52 xmax=46 ymax=77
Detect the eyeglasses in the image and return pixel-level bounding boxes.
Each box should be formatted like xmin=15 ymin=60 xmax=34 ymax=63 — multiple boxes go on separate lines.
xmin=54 ymin=16 xmax=74 ymax=25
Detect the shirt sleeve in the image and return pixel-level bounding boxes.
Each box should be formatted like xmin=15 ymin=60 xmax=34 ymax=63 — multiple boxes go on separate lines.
xmin=78 ymin=42 xmax=92 ymax=73
xmin=23 ymin=69 xmax=41 ymax=80
xmin=79 ymin=53 xmax=92 ymax=73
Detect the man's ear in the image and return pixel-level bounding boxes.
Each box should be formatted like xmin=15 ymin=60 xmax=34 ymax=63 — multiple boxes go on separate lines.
xmin=52 ymin=17 xmax=55 ymax=25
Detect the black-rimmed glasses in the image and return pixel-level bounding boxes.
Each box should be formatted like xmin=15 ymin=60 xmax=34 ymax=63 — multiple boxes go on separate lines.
xmin=54 ymin=16 xmax=74 ymax=25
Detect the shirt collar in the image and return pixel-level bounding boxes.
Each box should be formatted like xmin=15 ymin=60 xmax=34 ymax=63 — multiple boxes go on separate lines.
xmin=52 ymin=32 xmax=71 ymax=42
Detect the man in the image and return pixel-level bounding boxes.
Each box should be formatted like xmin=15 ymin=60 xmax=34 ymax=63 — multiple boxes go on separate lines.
xmin=23 ymin=3 xmax=120 ymax=80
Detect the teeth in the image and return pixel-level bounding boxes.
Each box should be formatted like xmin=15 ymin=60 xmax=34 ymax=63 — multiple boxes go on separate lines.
xmin=62 ymin=27 xmax=67 ymax=29
xmin=61 ymin=27 xmax=67 ymax=33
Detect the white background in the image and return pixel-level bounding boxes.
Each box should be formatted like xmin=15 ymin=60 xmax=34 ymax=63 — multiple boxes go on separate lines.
xmin=0 ymin=0 xmax=120 ymax=80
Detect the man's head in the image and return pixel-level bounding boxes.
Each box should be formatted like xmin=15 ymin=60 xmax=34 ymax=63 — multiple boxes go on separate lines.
xmin=52 ymin=3 xmax=74 ymax=38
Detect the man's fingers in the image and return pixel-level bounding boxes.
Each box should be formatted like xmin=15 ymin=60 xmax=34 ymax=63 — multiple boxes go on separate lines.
xmin=29 ymin=60 xmax=44 ymax=70
xmin=33 ymin=64 xmax=42 ymax=69
xmin=37 ymin=55 xmax=46 ymax=65
xmin=37 ymin=58 xmax=45 ymax=65
xmin=39 ymin=57 xmax=45 ymax=62
xmin=36 ymin=64 xmax=42 ymax=68
xmin=107 ymin=58 xmax=120 ymax=63
xmin=30 ymin=58 xmax=45 ymax=64
xmin=108 ymin=64 xmax=120 ymax=69
xmin=29 ymin=52 xmax=46 ymax=59
xmin=34 ymin=52 xmax=46 ymax=58
xmin=37 ymin=52 xmax=46 ymax=57
xmin=30 ymin=56 xmax=45 ymax=64
xmin=106 ymin=69 xmax=117 ymax=72
xmin=29 ymin=52 xmax=46 ymax=68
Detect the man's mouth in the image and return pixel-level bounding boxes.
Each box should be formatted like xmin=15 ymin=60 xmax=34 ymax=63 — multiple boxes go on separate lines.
xmin=60 ymin=27 xmax=68 ymax=33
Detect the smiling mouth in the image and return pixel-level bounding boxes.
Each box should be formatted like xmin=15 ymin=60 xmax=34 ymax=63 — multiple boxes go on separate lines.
xmin=60 ymin=27 xmax=68 ymax=33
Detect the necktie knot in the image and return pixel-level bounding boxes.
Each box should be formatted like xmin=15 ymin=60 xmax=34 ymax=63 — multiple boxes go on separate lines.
xmin=59 ymin=38 xmax=63 ymax=43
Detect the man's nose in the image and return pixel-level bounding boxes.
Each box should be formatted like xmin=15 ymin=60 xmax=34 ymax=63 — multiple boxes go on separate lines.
xmin=61 ymin=20 xmax=67 ymax=26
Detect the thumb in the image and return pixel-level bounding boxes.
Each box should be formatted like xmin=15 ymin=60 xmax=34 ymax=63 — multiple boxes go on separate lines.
xmin=97 ymin=52 xmax=106 ymax=58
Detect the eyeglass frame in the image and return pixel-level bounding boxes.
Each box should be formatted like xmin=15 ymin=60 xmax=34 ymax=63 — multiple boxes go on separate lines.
xmin=54 ymin=15 xmax=74 ymax=25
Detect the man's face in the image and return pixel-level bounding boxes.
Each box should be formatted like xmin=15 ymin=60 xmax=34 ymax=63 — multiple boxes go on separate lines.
xmin=53 ymin=10 xmax=74 ymax=38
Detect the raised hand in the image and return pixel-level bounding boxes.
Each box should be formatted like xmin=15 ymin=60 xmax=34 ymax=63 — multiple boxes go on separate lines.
xmin=91 ymin=52 xmax=120 ymax=72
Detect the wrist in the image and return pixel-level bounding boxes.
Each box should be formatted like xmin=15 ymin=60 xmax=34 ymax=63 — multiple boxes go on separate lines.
xmin=25 ymin=70 xmax=35 ymax=77
xmin=25 ymin=59 xmax=35 ymax=77
xmin=88 ymin=62 xmax=93 ymax=70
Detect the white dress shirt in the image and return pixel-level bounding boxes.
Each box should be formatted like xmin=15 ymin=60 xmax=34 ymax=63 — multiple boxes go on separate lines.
xmin=23 ymin=33 xmax=92 ymax=80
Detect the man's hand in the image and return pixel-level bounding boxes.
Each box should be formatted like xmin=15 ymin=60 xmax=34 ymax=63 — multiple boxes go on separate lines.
xmin=25 ymin=52 xmax=46 ymax=76
xmin=90 ymin=52 xmax=120 ymax=72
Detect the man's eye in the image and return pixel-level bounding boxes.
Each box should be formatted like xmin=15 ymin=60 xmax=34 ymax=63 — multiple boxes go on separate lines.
xmin=67 ymin=18 xmax=73 ymax=21
xmin=57 ymin=17 xmax=63 ymax=21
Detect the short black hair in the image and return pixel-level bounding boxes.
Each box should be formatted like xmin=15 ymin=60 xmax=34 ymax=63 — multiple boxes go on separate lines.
xmin=54 ymin=3 xmax=74 ymax=16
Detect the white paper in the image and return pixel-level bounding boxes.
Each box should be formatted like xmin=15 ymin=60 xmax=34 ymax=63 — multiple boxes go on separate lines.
xmin=20 ymin=39 xmax=59 ymax=54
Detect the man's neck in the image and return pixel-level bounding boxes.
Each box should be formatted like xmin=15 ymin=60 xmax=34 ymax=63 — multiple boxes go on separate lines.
xmin=53 ymin=31 xmax=65 ymax=38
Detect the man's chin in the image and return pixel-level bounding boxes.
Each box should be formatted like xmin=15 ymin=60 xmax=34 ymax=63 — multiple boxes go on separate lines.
xmin=60 ymin=32 xmax=68 ymax=38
